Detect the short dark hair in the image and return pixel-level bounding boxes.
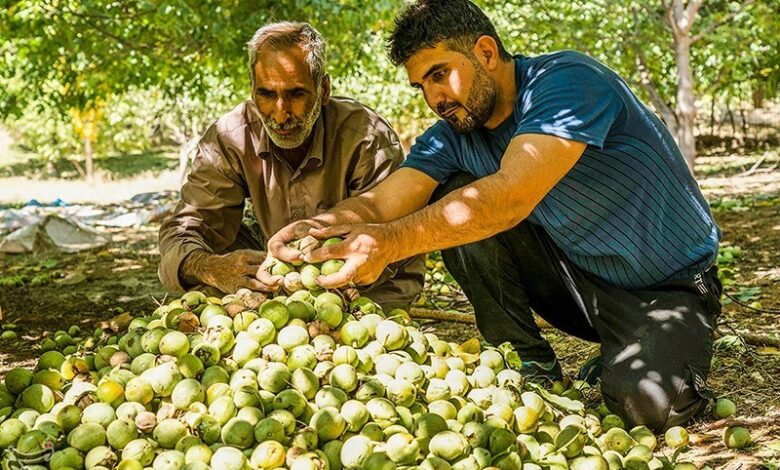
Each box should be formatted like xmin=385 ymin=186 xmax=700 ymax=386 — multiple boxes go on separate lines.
xmin=387 ymin=0 xmax=512 ymax=66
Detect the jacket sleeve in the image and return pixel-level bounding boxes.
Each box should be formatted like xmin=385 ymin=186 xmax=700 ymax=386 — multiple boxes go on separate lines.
xmin=347 ymin=124 xmax=405 ymax=197
xmin=157 ymin=126 xmax=248 ymax=292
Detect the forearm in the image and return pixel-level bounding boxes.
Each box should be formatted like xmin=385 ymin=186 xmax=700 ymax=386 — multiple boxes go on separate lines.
xmin=385 ymin=172 xmax=531 ymax=263
xmin=310 ymin=194 xmax=383 ymax=227
xmin=311 ymin=168 xmax=436 ymax=227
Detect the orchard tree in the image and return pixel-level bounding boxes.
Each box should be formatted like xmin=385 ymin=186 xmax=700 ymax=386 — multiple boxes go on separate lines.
xmin=0 ymin=0 xmax=414 ymax=178
xmin=486 ymin=0 xmax=780 ymax=172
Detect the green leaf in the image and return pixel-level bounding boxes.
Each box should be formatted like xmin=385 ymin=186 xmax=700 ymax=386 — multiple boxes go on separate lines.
xmin=528 ymin=383 xmax=585 ymax=414
xmin=766 ymin=441 xmax=780 ymax=453
xmin=497 ymin=342 xmax=523 ymax=370
xmin=735 ymin=286 xmax=761 ymax=302
xmin=41 ymin=259 xmax=58 ymax=269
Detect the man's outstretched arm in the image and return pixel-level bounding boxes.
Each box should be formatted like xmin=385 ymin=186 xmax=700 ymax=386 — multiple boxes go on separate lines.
xmin=266 ymin=167 xmax=439 ymax=262
xmin=308 ymin=133 xmax=586 ymax=287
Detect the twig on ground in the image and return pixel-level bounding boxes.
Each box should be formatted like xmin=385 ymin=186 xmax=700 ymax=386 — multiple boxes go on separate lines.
xmin=410 ymin=308 xmax=554 ymax=331
xmin=736 ymin=155 xmax=766 ymax=177
xmin=702 ymin=410 xmax=780 ymax=431
xmin=410 ymin=308 xmax=475 ymax=324
xmin=715 ymin=327 xmax=780 ymax=348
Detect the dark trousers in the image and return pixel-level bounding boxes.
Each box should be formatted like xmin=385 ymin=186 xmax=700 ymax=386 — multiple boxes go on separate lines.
xmin=433 ymin=173 xmax=722 ymax=432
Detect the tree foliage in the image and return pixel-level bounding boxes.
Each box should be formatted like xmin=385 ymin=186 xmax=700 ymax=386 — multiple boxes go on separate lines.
xmin=1 ymin=0 xmax=778 ymax=174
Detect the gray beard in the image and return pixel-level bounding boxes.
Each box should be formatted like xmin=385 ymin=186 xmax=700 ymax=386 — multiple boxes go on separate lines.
xmin=261 ymin=93 xmax=322 ymax=149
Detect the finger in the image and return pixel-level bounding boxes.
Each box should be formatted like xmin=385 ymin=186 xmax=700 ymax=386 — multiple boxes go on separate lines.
xmin=268 ymin=221 xmax=320 ymax=261
xmin=344 ymin=287 xmax=360 ymax=302
xmin=256 ymin=262 xmax=284 ymax=288
xmin=242 ymin=263 xmax=262 ymax=275
xmin=304 ymin=242 xmax=349 ymax=264
xmin=268 ymin=237 xmax=304 ymax=264
xmin=238 ymin=276 xmax=276 ymax=293
xmin=275 ymin=246 xmax=304 ymax=264
xmin=309 ymin=225 xmax=353 ymax=240
xmin=256 ymin=271 xmax=283 ymax=289
xmin=316 ymin=258 xmax=360 ymax=289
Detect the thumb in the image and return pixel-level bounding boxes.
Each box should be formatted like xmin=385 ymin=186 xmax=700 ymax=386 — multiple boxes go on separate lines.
xmin=316 ymin=258 xmax=359 ymax=289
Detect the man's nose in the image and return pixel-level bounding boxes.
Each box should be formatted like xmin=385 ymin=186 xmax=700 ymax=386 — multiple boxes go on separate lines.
xmin=273 ymin=98 xmax=291 ymax=124
xmin=426 ymin=86 xmax=447 ymax=112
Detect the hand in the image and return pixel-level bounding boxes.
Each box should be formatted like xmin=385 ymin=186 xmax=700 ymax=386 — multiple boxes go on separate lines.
xmin=193 ymin=249 xmax=276 ymax=294
xmin=305 ymin=224 xmax=397 ymax=289
xmin=266 ymin=219 xmax=324 ymax=264
xmin=255 ymin=254 xmax=286 ymax=291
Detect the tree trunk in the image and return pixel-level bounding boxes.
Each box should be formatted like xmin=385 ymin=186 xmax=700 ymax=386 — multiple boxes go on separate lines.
xmin=673 ymin=33 xmax=697 ymax=173
xmin=84 ymin=135 xmax=94 ymax=183
xmin=752 ymin=85 xmax=765 ymax=108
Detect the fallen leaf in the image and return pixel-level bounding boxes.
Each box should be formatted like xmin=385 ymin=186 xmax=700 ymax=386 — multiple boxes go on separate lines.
xmin=98 ymin=312 xmax=134 ymax=333
xmin=765 ymin=440 xmax=780 ymax=453
xmin=42 ymin=259 xmax=58 ymax=269
xmin=120 ymin=276 xmax=140 ymax=289
xmin=457 ymin=337 xmax=481 ymax=354
xmin=757 ymin=347 xmax=780 ymax=355
xmin=529 ymin=383 xmax=585 ymax=414
xmin=59 ymin=271 xmax=87 ymax=286
xmin=498 ymin=342 xmax=523 ymax=370
xmin=454 ymin=337 xmax=481 ymax=364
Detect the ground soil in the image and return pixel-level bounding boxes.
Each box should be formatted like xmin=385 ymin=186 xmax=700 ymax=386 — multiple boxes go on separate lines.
xmin=0 ymin=154 xmax=778 ymax=468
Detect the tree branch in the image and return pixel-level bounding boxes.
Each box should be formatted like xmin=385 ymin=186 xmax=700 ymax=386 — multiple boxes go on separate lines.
xmin=56 ymin=5 xmax=155 ymax=51
xmin=702 ymin=65 xmax=730 ymax=97
xmin=57 ymin=5 xmax=159 ymax=21
xmin=661 ymin=0 xmax=680 ymax=36
xmin=633 ymin=50 xmax=678 ymax=127
xmin=627 ymin=7 xmax=677 ymax=127
xmin=681 ymin=0 xmax=703 ymax=34
xmin=691 ymin=0 xmax=756 ymax=44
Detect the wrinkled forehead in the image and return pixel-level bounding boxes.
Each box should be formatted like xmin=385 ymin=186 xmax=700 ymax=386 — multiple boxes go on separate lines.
xmin=254 ymin=45 xmax=315 ymax=89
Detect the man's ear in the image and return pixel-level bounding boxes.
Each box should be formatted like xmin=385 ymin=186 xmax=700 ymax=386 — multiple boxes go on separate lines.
xmin=473 ymin=35 xmax=500 ymax=71
xmin=321 ymin=74 xmax=331 ymax=105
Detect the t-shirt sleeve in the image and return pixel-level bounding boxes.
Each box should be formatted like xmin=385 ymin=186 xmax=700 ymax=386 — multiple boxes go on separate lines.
xmin=400 ymin=122 xmax=461 ymax=185
xmin=514 ymin=56 xmax=624 ymax=148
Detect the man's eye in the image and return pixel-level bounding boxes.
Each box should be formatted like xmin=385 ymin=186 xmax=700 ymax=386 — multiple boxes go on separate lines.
xmin=256 ymin=90 xmax=274 ymax=98
xmin=289 ymin=90 xmax=306 ymax=98
xmin=433 ymin=70 xmax=446 ymax=81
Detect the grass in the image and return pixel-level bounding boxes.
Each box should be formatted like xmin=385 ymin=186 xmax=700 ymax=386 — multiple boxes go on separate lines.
xmin=0 ymin=147 xmax=179 ymax=180
xmin=696 ymin=148 xmax=780 ymax=178
xmin=0 ymin=146 xmax=182 ymax=204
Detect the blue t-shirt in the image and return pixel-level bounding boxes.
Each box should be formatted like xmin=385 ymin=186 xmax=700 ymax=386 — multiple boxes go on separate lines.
xmin=402 ymin=51 xmax=720 ymax=289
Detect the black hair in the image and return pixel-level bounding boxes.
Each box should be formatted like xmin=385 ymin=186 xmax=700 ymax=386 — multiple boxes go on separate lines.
xmin=387 ymin=0 xmax=512 ymax=66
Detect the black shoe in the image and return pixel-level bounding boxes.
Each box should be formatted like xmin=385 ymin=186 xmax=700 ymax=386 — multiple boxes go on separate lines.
xmin=576 ymin=352 xmax=602 ymax=385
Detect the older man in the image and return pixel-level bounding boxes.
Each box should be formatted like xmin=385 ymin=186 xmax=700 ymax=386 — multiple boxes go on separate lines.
xmin=264 ymin=1 xmax=722 ymax=432
xmin=158 ymin=21 xmax=424 ymax=309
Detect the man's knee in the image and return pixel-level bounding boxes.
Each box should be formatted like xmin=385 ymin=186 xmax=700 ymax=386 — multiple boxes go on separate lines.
xmin=601 ymin=369 xmax=708 ymax=433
